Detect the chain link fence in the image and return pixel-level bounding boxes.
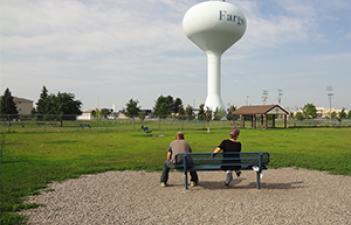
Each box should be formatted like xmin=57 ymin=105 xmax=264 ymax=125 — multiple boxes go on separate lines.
xmin=1 ymin=114 xmax=351 ymax=133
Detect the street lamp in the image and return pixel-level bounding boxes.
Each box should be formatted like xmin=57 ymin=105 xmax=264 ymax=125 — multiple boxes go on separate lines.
xmin=262 ymin=89 xmax=268 ymax=105
xmin=277 ymin=89 xmax=283 ymax=105
xmin=326 ymin=86 xmax=333 ymax=120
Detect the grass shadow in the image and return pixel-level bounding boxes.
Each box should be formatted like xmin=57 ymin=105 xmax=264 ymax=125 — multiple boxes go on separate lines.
xmin=0 ymin=159 xmax=29 ymax=164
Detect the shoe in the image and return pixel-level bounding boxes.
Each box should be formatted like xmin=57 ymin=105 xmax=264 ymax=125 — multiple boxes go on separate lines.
xmin=190 ymin=181 xmax=198 ymax=187
xmin=225 ymin=172 xmax=233 ymax=185
xmin=252 ymin=166 xmax=260 ymax=172
xmin=160 ymin=182 xmax=167 ymax=187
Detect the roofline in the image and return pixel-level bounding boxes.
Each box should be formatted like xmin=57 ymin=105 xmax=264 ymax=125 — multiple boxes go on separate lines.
xmin=233 ymin=104 xmax=289 ymax=115
xmin=13 ymin=96 xmax=33 ymax=103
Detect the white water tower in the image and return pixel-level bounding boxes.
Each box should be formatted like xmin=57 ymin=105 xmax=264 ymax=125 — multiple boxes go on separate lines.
xmin=183 ymin=0 xmax=246 ymax=111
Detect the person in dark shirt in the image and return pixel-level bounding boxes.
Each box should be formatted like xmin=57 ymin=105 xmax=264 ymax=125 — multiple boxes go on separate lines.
xmin=212 ymin=128 xmax=241 ymax=186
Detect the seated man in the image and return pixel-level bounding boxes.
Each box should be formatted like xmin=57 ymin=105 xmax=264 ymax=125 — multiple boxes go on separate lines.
xmin=160 ymin=132 xmax=199 ymax=187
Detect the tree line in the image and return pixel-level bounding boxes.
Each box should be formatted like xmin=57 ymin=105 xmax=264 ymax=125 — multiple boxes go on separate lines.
xmin=1 ymin=87 xmax=351 ymax=121
xmin=124 ymin=95 xmax=238 ymax=121
xmin=0 ymin=87 xmax=82 ymax=121
xmin=293 ymin=103 xmax=351 ymax=121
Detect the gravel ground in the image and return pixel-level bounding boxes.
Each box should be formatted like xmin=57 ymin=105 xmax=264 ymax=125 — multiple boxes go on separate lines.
xmin=22 ymin=168 xmax=351 ymax=225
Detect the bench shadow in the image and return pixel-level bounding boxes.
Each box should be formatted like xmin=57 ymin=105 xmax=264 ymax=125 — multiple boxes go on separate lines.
xmin=198 ymin=179 xmax=304 ymax=190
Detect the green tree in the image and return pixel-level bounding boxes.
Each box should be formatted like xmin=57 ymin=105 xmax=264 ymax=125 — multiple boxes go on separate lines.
xmin=56 ymin=92 xmax=82 ymax=119
xmin=177 ymin=105 xmax=185 ymax=120
xmin=331 ymin=111 xmax=337 ymax=119
xmin=338 ymin=108 xmax=347 ymax=120
xmin=125 ymin=98 xmax=141 ymax=119
xmin=153 ymin=95 xmax=173 ymax=119
xmin=348 ymin=110 xmax=351 ymax=119
xmin=295 ymin=112 xmax=304 ymax=121
xmin=205 ymin=107 xmax=212 ymax=133
xmin=205 ymin=107 xmax=212 ymax=121
xmin=91 ymin=109 xmax=99 ymax=119
xmin=213 ymin=108 xmax=226 ymax=120
xmin=100 ymin=108 xmax=113 ymax=119
xmin=185 ymin=105 xmax=194 ymax=120
xmin=166 ymin=95 xmax=175 ymax=113
xmin=35 ymin=88 xmax=82 ymax=121
xmin=0 ymin=88 xmax=18 ymax=119
xmin=138 ymin=111 xmax=146 ymax=126
xmin=303 ymin=103 xmax=317 ymax=119
xmin=226 ymin=105 xmax=237 ymax=121
xmin=36 ymin=86 xmax=49 ymax=116
xmin=173 ymin=98 xmax=182 ymax=114
xmin=197 ymin=104 xmax=206 ymax=120
xmin=45 ymin=92 xmax=82 ymax=122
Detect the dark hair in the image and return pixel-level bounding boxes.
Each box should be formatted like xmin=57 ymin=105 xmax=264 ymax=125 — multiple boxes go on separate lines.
xmin=229 ymin=129 xmax=240 ymax=139
xmin=176 ymin=132 xmax=185 ymax=140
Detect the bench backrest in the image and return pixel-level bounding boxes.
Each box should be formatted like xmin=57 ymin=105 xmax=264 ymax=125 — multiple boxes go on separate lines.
xmin=174 ymin=152 xmax=270 ymax=171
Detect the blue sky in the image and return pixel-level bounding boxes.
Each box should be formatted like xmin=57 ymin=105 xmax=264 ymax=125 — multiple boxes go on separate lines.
xmin=1 ymin=0 xmax=350 ymax=111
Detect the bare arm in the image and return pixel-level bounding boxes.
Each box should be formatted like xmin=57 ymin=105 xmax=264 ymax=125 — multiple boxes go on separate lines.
xmin=212 ymin=147 xmax=222 ymax=153
xmin=211 ymin=147 xmax=222 ymax=158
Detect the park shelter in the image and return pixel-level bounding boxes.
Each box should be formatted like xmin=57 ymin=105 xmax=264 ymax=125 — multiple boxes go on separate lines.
xmin=233 ymin=105 xmax=289 ymax=128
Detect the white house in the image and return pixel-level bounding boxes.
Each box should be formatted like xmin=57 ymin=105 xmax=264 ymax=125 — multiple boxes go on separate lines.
xmin=77 ymin=111 xmax=94 ymax=120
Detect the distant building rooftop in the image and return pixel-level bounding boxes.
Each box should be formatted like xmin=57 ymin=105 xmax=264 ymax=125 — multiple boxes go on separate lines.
xmin=13 ymin=97 xmax=33 ymax=103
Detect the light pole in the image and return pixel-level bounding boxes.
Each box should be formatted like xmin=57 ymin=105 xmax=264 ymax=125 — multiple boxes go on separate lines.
xmin=262 ymin=90 xmax=268 ymax=105
xmin=327 ymin=86 xmax=333 ymax=120
xmin=277 ymin=89 xmax=283 ymax=105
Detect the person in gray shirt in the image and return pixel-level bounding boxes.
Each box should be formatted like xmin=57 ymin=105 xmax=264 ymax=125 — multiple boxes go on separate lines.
xmin=160 ymin=132 xmax=199 ymax=187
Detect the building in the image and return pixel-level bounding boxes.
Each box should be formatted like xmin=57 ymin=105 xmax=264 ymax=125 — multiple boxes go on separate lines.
xmin=77 ymin=110 xmax=94 ymax=120
xmin=316 ymin=107 xmax=347 ymax=118
xmin=13 ymin=97 xmax=33 ymax=115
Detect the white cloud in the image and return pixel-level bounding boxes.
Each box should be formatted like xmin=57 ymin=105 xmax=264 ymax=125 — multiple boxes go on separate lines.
xmin=1 ymin=0 xmax=350 ymax=109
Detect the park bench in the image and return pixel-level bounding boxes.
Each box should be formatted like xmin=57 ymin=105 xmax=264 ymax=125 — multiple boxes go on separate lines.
xmin=174 ymin=152 xmax=270 ymax=190
xmin=141 ymin=125 xmax=152 ymax=135
xmin=79 ymin=124 xmax=91 ymax=128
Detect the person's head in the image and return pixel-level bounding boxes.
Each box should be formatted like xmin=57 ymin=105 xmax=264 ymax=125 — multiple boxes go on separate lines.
xmin=176 ymin=132 xmax=185 ymax=140
xmin=229 ymin=128 xmax=240 ymax=140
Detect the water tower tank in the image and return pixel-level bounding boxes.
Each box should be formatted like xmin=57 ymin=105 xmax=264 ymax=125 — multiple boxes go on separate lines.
xmin=183 ymin=0 xmax=246 ymax=111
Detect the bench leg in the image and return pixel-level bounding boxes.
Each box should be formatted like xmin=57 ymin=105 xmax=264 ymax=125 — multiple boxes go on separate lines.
xmin=256 ymin=172 xmax=261 ymax=189
xmin=184 ymin=171 xmax=188 ymax=190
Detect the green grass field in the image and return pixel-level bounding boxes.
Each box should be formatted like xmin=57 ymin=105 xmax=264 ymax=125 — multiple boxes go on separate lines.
xmin=1 ymin=123 xmax=351 ymax=225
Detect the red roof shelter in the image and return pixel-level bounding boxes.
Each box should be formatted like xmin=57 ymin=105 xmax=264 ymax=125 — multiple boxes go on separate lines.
xmin=233 ymin=105 xmax=289 ymax=128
